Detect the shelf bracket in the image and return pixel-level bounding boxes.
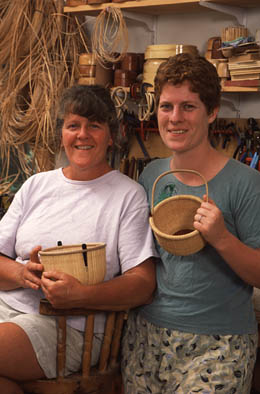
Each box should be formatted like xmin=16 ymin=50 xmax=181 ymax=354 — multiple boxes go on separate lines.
xmin=221 ymin=96 xmax=240 ymax=118
xmin=122 ymin=11 xmax=157 ymax=44
xmin=199 ymin=1 xmax=247 ymax=26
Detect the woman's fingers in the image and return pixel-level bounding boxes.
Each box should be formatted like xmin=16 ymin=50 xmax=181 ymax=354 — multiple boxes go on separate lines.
xmin=29 ymin=245 xmax=42 ymax=263
xmin=21 ymin=246 xmax=44 ymax=290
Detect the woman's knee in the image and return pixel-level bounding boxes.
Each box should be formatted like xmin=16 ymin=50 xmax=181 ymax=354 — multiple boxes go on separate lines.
xmin=0 ymin=377 xmax=24 ymax=394
xmin=0 ymin=322 xmax=44 ymax=380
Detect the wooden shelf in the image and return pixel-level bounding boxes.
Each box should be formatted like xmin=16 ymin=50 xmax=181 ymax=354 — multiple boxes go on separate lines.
xmin=64 ymin=0 xmax=260 ymax=17
xmin=64 ymin=0 xmax=202 ymax=16
xmin=222 ymin=86 xmax=260 ymax=92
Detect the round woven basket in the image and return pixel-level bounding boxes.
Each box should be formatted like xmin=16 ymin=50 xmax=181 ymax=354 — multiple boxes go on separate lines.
xmin=149 ymin=169 xmax=208 ymax=256
xmin=144 ymin=44 xmax=199 ymax=60
xmin=143 ymin=58 xmax=165 ymax=85
xmin=39 ymin=243 xmax=106 ymax=285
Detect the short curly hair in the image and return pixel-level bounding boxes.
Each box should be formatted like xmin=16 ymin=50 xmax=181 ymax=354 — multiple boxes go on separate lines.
xmin=154 ymin=53 xmax=221 ymax=115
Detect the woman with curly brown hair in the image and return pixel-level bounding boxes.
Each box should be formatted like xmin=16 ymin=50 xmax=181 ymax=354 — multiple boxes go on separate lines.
xmin=122 ymin=53 xmax=260 ymax=394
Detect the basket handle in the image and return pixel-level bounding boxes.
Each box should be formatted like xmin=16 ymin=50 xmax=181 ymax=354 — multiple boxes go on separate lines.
xmin=150 ymin=169 xmax=208 ymax=215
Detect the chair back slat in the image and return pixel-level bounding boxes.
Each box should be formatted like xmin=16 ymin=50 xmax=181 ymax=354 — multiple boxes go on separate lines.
xmin=98 ymin=312 xmax=116 ymax=372
xmin=57 ymin=316 xmax=67 ymax=379
xmin=21 ymin=300 xmax=127 ymax=393
xmin=82 ymin=313 xmax=95 ymax=377
xmin=109 ymin=311 xmax=125 ymax=368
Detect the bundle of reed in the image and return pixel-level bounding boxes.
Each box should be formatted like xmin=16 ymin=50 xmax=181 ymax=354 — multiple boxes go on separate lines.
xmin=0 ymin=0 xmax=89 ymax=193
xmin=91 ymin=7 xmax=128 ymax=67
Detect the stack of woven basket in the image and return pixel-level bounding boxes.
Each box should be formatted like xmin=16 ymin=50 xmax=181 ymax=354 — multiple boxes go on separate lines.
xmin=66 ymin=0 xmax=113 ymax=4
xmin=78 ymin=53 xmax=113 ymax=87
xmin=221 ymin=26 xmax=249 ymax=43
xmin=114 ymin=52 xmax=144 ymax=87
xmin=143 ymin=44 xmax=199 ymax=88
xmin=66 ymin=0 xmax=88 ymax=5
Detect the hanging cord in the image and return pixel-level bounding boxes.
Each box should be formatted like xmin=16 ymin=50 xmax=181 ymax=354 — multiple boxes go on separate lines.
xmin=91 ymin=7 xmax=128 ymax=67
xmin=0 ymin=0 xmax=89 ymax=190
xmin=138 ymin=92 xmax=155 ymax=122
xmin=111 ymin=86 xmax=128 ymax=120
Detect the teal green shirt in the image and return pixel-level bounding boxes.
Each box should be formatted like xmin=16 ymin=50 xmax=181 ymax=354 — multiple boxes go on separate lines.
xmin=139 ymin=158 xmax=260 ymax=335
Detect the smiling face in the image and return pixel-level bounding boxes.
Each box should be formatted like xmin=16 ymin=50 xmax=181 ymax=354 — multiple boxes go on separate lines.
xmin=157 ymin=81 xmax=218 ymax=156
xmin=62 ymin=113 xmax=113 ymax=181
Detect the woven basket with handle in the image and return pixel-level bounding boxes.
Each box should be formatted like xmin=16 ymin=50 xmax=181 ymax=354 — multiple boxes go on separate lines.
xmin=39 ymin=243 xmax=106 ymax=285
xmin=149 ymin=169 xmax=208 ymax=256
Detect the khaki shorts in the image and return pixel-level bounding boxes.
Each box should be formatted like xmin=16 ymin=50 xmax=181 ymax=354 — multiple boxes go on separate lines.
xmin=0 ymin=298 xmax=103 ymax=378
xmin=122 ymin=311 xmax=258 ymax=394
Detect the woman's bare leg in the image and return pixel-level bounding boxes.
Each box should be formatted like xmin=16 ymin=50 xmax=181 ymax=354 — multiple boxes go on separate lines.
xmin=0 ymin=377 xmax=24 ymax=394
xmin=0 ymin=322 xmax=45 ymax=392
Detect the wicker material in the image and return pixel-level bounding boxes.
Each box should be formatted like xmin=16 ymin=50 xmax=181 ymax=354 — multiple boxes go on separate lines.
xmin=78 ymin=53 xmax=113 ymax=87
xmin=66 ymin=0 xmax=87 ymax=5
xmin=144 ymin=44 xmax=199 ymax=60
xmin=79 ymin=53 xmax=96 ymax=66
xmin=143 ymin=45 xmax=198 ymax=87
xmin=149 ymin=169 xmax=208 ymax=256
xmin=39 ymin=243 xmax=106 ymax=285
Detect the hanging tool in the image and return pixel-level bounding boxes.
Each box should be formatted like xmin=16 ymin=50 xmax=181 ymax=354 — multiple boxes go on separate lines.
xmin=250 ymin=151 xmax=259 ymax=169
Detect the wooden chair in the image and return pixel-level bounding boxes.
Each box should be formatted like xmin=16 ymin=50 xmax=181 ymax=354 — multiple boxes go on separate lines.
xmin=21 ymin=299 xmax=127 ymax=394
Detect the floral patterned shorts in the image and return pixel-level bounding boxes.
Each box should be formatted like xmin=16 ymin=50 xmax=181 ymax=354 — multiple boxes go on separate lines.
xmin=121 ymin=312 xmax=258 ymax=394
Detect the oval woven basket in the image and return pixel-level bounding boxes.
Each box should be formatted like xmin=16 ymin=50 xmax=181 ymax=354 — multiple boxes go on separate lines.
xmin=149 ymin=169 xmax=208 ymax=256
xmin=39 ymin=243 xmax=106 ymax=285
xmin=145 ymin=44 xmax=199 ymax=60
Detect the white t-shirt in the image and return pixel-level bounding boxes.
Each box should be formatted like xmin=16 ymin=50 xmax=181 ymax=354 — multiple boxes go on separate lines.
xmin=0 ymin=168 xmax=157 ymax=331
